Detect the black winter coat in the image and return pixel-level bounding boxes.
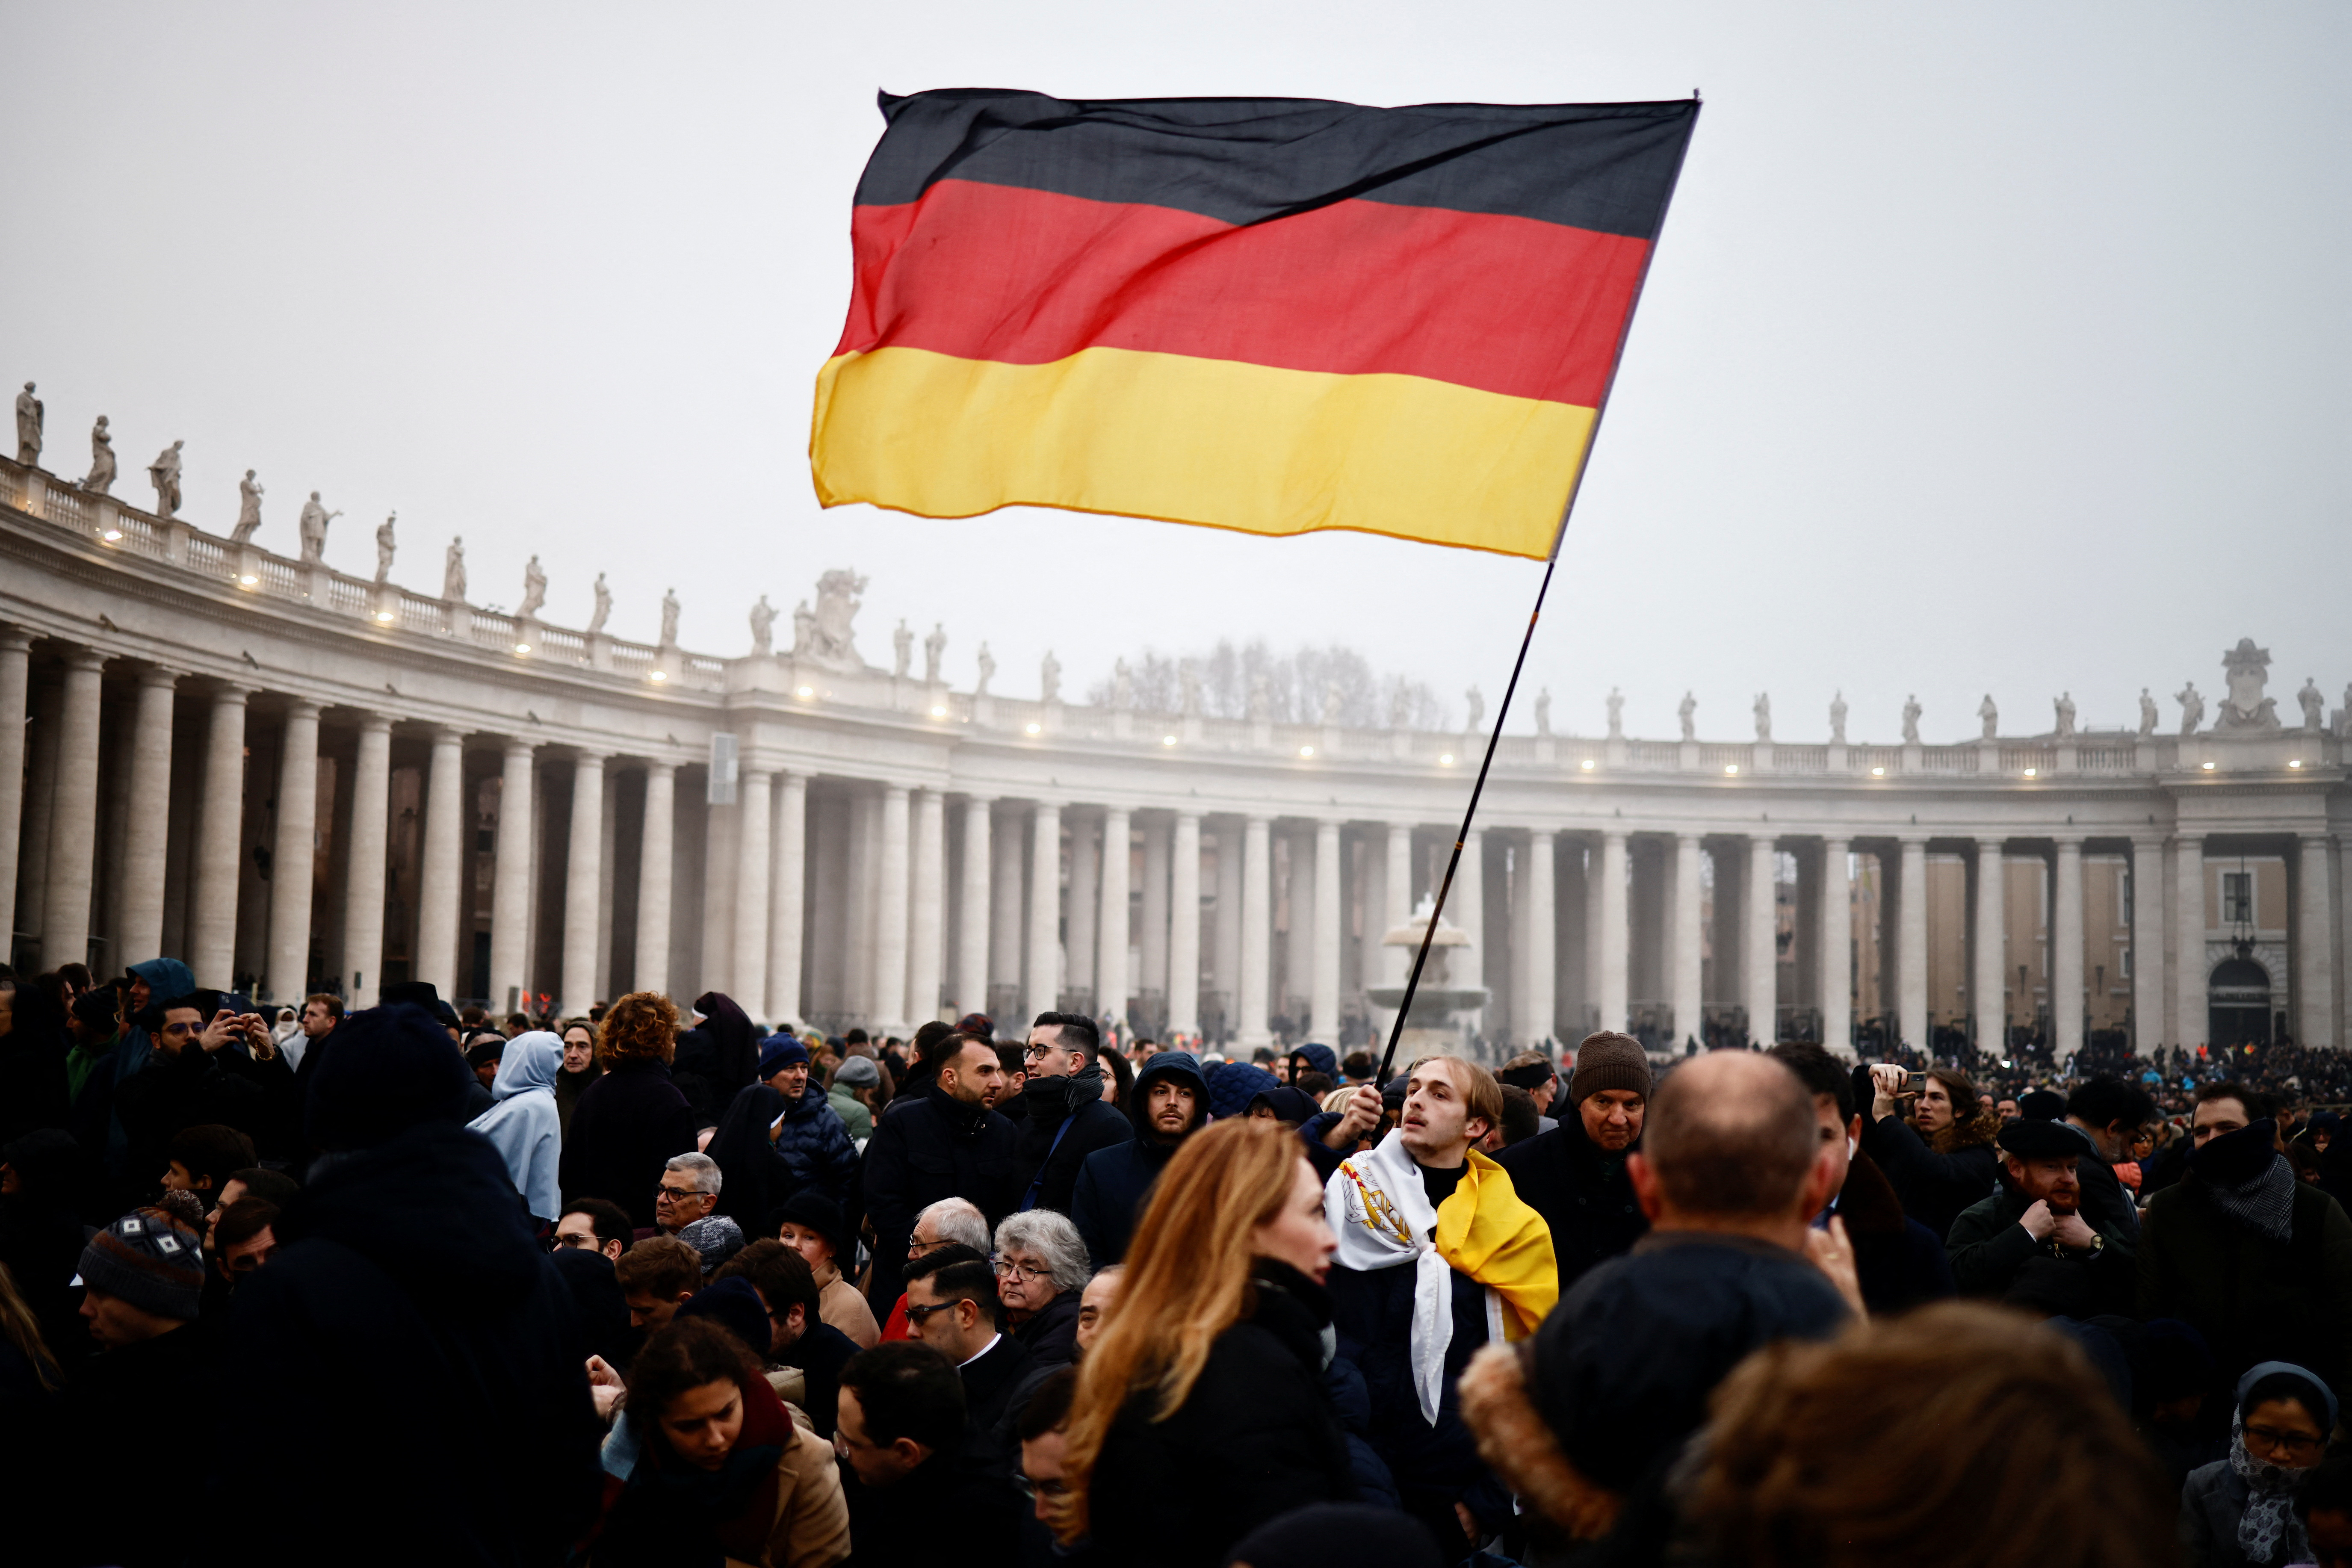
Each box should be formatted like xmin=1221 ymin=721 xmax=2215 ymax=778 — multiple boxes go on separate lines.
xmin=560 ymin=1058 xmax=701 ymax=1229
xmin=1830 ymin=1149 xmax=1956 ymax=1316
xmin=1008 ymin=1077 xmax=1129 ymax=1216
xmin=2138 ymin=1172 xmax=2352 ymax=1399
xmin=50 ymin=1321 xmax=218 ymax=1568
xmin=1862 ymin=1109 xmax=2001 ymax=1240
xmin=1011 ymin=1288 xmax=1082 ymax=1369
xmin=1491 ymin=1112 xmax=1648 ymax=1295
xmin=114 ymin=1042 xmax=289 ymax=1183
xmin=1089 ymin=1262 xmax=1358 ymax=1567
xmin=860 ymin=1087 xmax=1018 ymax=1316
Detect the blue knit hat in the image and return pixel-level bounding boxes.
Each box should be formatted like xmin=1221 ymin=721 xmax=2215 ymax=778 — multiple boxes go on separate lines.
xmin=756 ymin=1034 xmax=810 ymax=1080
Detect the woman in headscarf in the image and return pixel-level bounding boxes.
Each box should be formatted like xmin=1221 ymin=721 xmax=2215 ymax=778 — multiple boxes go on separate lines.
xmin=553 ymin=1018 xmax=601 ymax=1140
xmin=466 ymin=1031 xmax=564 ymax=1227
xmin=2181 ymin=1360 xmax=2337 ymax=1566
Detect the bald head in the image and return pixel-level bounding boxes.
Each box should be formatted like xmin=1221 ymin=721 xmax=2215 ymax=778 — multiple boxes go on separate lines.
xmin=1642 ymin=1051 xmax=1820 ymax=1219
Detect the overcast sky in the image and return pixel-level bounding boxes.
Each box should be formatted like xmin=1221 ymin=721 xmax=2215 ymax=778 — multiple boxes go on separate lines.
xmin=7 ymin=3 xmax=2345 ymax=742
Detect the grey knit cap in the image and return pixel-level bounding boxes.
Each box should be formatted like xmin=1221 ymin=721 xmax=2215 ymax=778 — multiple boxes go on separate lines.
xmin=77 ymin=1208 xmax=205 ymax=1321
xmin=832 ymin=1055 xmax=881 ymax=1089
xmin=1568 ymin=1032 xmax=1652 ymax=1104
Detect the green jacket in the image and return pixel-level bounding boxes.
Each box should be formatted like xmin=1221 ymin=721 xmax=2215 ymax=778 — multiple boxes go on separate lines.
xmin=2138 ymin=1172 xmax=2352 ymax=1397
xmin=828 ymin=1087 xmax=873 ymax=1143
xmin=1946 ymin=1187 xmax=2135 ymax=1318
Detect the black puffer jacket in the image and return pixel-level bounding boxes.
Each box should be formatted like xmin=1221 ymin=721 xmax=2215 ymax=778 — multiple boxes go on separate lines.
xmin=860 ymin=1086 xmax=1018 ymax=1315
xmin=1491 ymin=1108 xmax=1648 ymax=1295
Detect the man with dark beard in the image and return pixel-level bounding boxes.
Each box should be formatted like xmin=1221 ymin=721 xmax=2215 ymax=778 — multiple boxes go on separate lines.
xmin=1070 ymin=1050 xmax=1207 ymax=1265
xmin=1009 ymin=1012 xmax=1129 ymax=1216
xmin=861 ymin=1033 xmax=1017 ymax=1319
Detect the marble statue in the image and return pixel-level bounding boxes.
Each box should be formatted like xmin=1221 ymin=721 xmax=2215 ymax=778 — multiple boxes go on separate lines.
xmin=15 ymin=382 xmax=41 ymax=465
xmin=1534 ymin=687 xmax=1552 ymax=737
xmin=2175 ymin=681 xmax=2203 ymax=736
xmin=1180 ymin=660 xmax=1202 ymax=717
xmin=1978 ymin=694 xmax=1998 ymax=740
xmin=1901 ymin=695 xmax=1922 ymax=745
xmin=2299 ymin=678 xmax=2325 ymax=731
xmin=2139 ymin=688 xmax=2159 ymax=737
xmin=233 ymin=470 xmax=264 ymax=544
xmin=1677 ymin=691 xmax=1696 ymax=743
xmin=297 ymin=490 xmax=338 ymax=563
xmin=924 ymin=623 xmax=946 ymax=685
xmin=659 ymin=588 xmax=681 ymax=650
xmin=1464 ymin=685 xmax=1485 ymax=735
xmin=892 ymin=620 xmax=912 ymax=680
xmin=1321 ymin=681 xmax=1341 ymax=726
xmin=148 ymin=440 xmax=184 ymax=519
xmin=443 ymin=537 xmax=467 ymax=602
xmin=1829 ymin=691 xmax=1847 ymax=745
xmin=1111 ymin=657 xmax=1132 ymax=709
xmin=2053 ymin=692 xmax=2076 ymax=738
xmin=588 ymin=573 xmax=612 ymax=635
xmin=517 ymin=556 xmax=547 ymax=620
xmin=82 ymin=416 xmax=115 ymax=493
xmin=789 ymin=568 xmax=866 ymax=671
xmin=1389 ymin=685 xmax=1412 ymax=729
xmin=1040 ymin=650 xmax=1061 ymax=704
xmin=1752 ymin=691 xmax=1771 ymax=742
xmin=1247 ymin=671 xmax=1270 ymax=723
xmin=373 ymin=512 xmax=396 ymax=582
xmin=791 ymin=600 xmax=815 ymax=657
xmin=749 ymin=595 xmax=777 ymax=656
xmin=2216 ymin=638 xmax=2279 ymax=731
xmin=975 ymin=642 xmax=995 ymax=697
xmin=1606 ymin=687 xmax=1624 ymax=739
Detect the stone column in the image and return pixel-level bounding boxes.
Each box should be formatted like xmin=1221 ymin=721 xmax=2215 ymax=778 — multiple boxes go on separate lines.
xmin=1597 ymin=829 xmax=1629 ymax=1033
xmin=954 ymin=796 xmax=991 ymax=1016
xmin=116 ymin=665 xmax=179 ymax=967
xmin=1358 ymin=827 xmax=1388 ymax=994
xmin=488 ymin=739 xmax=535 ymax=1010
xmin=1455 ymin=828 xmax=1484 ymax=1030
xmin=769 ymin=772 xmax=807 ymax=1024
xmin=1671 ymin=833 xmax=1704 ymax=1050
xmin=40 ymin=648 xmax=106 ymax=970
xmin=2295 ymin=833 xmax=2335 ymax=1051
xmin=1819 ymin=839 xmax=1853 ymax=1057
xmin=1384 ymin=823 xmax=1414 ymax=985
xmin=635 ymin=762 xmax=676 ymax=998
xmin=1237 ymin=814 xmax=1270 ymax=1047
xmin=341 ymin=713 xmax=393 ymax=1008
xmin=264 ymin=699 xmax=322 ymax=1003
xmin=1140 ymin=818 xmax=1171 ymax=998
xmin=2172 ymin=836 xmax=2204 ymax=1049
xmin=907 ymin=787 xmax=944 ymax=1026
xmin=1025 ymin=800 xmax=1060 ymax=1022
xmin=869 ymin=783 xmax=910 ymax=1031
xmin=1894 ymin=836 xmax=1929 ymax=1051
xmin=1525 ymin=829 xmax=1557 ymax=1046
xmin=415 ymin=726 xmax=466 ymax=997
xmin=730 ymin=769 xmax=773 ymax=1020
xmin=1973 ymin=838 xmax=2006 ymax=1056
xmin=1312 ymin=818 xmax=1343 ymax=1039
xmin=2129 ymin=836 xmax=2166 ymax=1054
xmin=560 ymin=752 xmax=609 ymax=1017
xmin=1169 ymin=811 xmax=1202 ymax=1035
xmin=0 ymin=630 xmax=29 ymax=950
xmin=1066 ymin=810 xmax=1099 ymax=1003
xmin=700 ymin=783 xmax=739 ymax=1000
xmin=2051 ymin=836 xmax=2085 ymax=1060
xmin=1097 ymin=806 xmax=1131 ymax=1022
xmin=1284 ymin=829 xmax=1315 ymax=1020
xmin=1745 ymin=834 xmax=1779 ymax=1043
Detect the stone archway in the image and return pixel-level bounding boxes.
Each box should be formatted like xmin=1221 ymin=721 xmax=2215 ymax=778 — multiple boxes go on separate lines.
xmin=2207 ymin=954 xmax=2273 ymax=1047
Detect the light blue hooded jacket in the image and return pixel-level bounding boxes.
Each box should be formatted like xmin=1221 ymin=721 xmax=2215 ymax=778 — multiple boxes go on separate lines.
xmin=466 ymin=1031 xmax=564 ymax=1223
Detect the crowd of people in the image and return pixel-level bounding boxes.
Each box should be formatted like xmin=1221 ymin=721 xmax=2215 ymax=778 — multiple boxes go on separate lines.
xmin=5 ymin=953 xmax=2352 ymax=1568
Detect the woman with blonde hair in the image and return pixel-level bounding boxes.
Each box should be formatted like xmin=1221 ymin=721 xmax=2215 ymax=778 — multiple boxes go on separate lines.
xmin=1054 ymin=1117 xmax=1356 ymax=1566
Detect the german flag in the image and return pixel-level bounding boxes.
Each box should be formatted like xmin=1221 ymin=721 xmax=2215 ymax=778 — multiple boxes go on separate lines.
xmin=811 ymin=90 xmax=1697 ymax=560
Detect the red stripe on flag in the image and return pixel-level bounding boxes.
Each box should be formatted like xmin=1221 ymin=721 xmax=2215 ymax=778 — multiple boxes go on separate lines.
xmin=835 ymin=179 xmax=1650 ymax=407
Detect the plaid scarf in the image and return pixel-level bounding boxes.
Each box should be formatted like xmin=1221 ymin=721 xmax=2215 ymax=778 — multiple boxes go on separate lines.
xmin=2208 ymin=1154 xmax=2296 ymax=1243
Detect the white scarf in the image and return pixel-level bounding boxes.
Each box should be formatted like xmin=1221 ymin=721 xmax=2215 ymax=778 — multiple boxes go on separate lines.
xmin=1326 ymin=1130 xmax=1499 ymax=1426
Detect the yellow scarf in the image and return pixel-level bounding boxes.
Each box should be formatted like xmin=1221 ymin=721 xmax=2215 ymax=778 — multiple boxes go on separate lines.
xmin=1432 ymin=1151 xmax=1558 ymax=1340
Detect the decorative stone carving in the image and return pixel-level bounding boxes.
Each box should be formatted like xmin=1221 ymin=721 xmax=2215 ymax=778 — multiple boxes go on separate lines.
xmin=792 ymin=569 xmax=866 ymax=672
xmin=1040 ymin=650 xmax=1061 ymax=704
xmin=1978 ymin=694 xmax=1997 ymax=740
xmin=148 ymin=440 xmax=184 ymax=519
xmin=1321 ymin=681 xmax=1341 ymax=726
xmin=659 ymin=588 xmax=681 ymax=651
xmin=82 ymin=416 xmax=115 ymax=493
xmin=749 ymin=595 xmax=776 ymax=656
xmin=1901 ymin=695 xmax=1922 ymax=745
xmin=2216 ymin=639 xmax=2278 ymax=732
xmin=588 ymin=573 xmax=612 ymax=635
xmin=2175 ymin=681 xmax=2203 ymax=736
xmin=1389 ymin=685 xmax=1411 ymax=729
xmin=1677 ymin=691 xmax=1696 ymax=743
xmin=373 ymin=512 xmax=396 ymax=583
xmin=1179 ymin=659 xmax=1201 ymax=717
xmin=1829 ymin=691 xmax=1847 ymax=745
xmin=1534 ymin=687 xmax=1551 ymax=737
xmin=1464 ymin=685 xmax=1485 ymax=735
xmin=1247 ymin=671 xmax=1270 ymax=723
xmin=975 ymin=642 xmax=995 ymax=697
xmin=15 ymin=382 xmax=41 ymax=466
xmin=791 ymin=600 xmax=815 ymax=656
xmin=924 ymin=623 xmax=946 ymax=685
xmin=297 ymin=490 xmax=338 ymax=563
xmin=1111 ymin=656 xmax=1132 ymax=710
xmin=443 ymin=536 xmax=467 ymax=602
xmin=2299 ymin=678 xmax=2325 ymax=731
xmin=233 ymin=470 xmax=264 ymax=544
xmin=2139 ymin=688 xmax=2159 ymax=737
xmin=1606 ymin=687 xmax=1623 ymax=739
xmin=1752 ymin=691 xmax=1771 ymax=742
xmin=2053 ymin=692 xmax=2076 ymax=738
xmin=892 ymin=620 xmax=912 ymax=680
xmin=517 ymin=556 xmax=547 ymax=621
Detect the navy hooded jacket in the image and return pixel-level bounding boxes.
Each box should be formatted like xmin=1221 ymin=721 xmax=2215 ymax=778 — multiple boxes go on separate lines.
xmin=1070 ymin=1051 xmax=1207 ymax=1266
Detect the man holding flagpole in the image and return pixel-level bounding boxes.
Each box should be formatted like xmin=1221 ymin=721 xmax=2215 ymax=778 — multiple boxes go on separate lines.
xmin=1325 ymin=1054 xmax=1557 ymax=1556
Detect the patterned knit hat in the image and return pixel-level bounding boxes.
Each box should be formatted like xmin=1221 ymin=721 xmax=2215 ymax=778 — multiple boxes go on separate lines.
xmin=77 ymin=1207 xmax=204 ymax=1321
xmin=1567 ymin=1032 xmax=1652 ymax=1104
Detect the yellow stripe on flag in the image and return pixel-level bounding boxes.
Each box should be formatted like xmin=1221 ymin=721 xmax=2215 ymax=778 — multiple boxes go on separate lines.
xmin=810 ymin=345 xmax=1596 ymax=561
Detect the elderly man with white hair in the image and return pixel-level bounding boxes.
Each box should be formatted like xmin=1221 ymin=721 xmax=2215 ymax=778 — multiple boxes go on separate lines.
xmin=992 ymin=1209 xmax=1091 ymax=1369
xmin=656 ymin=1151 xmax=743 ymax=1272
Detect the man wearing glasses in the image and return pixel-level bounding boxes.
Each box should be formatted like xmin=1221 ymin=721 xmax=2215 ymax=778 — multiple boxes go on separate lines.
xmin=903 ymin=1250 xmax=1035 ymax=1464
xmin=1010 ymin=1011 xmax=1130 ymax=1217
xmin=115 ymin=992 xmax=283 ymax=1191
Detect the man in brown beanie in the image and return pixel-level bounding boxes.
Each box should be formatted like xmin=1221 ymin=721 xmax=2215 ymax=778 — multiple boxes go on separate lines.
xmin=1493 ymin=1031 xmax=1653 ymax=1293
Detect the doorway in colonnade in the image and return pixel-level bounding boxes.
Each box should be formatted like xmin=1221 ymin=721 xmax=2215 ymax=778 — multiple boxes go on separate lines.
xmin=2206 ymin=955 xmax=2273 ymax=1048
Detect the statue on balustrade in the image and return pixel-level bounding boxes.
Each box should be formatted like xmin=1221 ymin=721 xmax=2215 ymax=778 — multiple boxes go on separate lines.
xmin=1389 ymin=684 xmax=1411 ymax=729
xmin=749 ymin=595 xmax=776 ymax=656
xmin=149 ymin=440 xmax=185 ymax=519
xmin=1180 ymin=660 xmax=1202 ymax=717
xmin=15 ymin=382 xmax=41 ymax=465
xmin=443 ymin=536 xmax=467 ymax=602
xmin=2299 ymin=678 xmax=2325 ymax=731
xmin=2174 ymin=680 xmax=2203 ymax=736
xmin=659 ymin=588 xmax=681 ymax=650
xmin=298 ymin=491 xmax=339 ymax=563
xmin=1829 ymin=691 xmax=1847 ymax=745
xmin=1606 ymin=687 xmax=1623 ymax=739
xmin=1534 ymin=687 xmax=1552 ymax=737
xmin=1041 ymin=650 xmax=1061 ymax=703
xmin=1752 ymin=691 xmax=1771 ymax=742
xmin=2215 ymin=638 xmax=2279 ymax=732
xmin=1464 ymin=685 xmax=1485 ymax=735
xmin=1321 ymin=681 xmax=1341 ymax=726
xmin=2053 ymin=692 xmax=2076 ymax=738
xmin=1677 ymin=691 xmax=1696 ymax=742
xmin=2139 ymin=688 xmax=2159 ymax=736
xmin=518 ymin=556 xmax=547 ymax=621
xmin=1111 ymin=656 xmax=1132 ymax=709
xmin=892 ymin=619 xmax=913 ymax=679
xmin=588 ymin=573 xmax=612 ymax=635
xmin=373 ymin=512 xmax=396 ymax=582
xmin=1978 ymin=694 xmax=1997 ymax=739
xmin=233 ymin=470 xmax=265 ymax=544
xmin=796 ymin=568 xmax=866 ymax=672
xmin=1901 ymin=695 xmax=1922 ymax=745
xmin=975 ymin=642 xmax=996 ymax=696
xmin=82 ymin=416 xmax=115 ymax=493
xmin=924 ymin=623 xmax=946 ymax=685
xmin=791 ymin=600 xmax=815 ymax=656
xmin=1247 ymin=671 xmax=1270 ymax=723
